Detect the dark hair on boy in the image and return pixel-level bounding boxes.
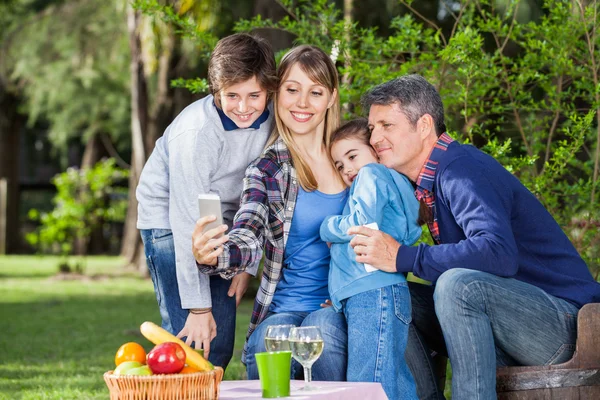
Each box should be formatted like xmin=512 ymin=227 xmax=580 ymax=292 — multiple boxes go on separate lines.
xmin=329 ymin=118 xmax=371 ymax=152
xmin=208 ymin=33 xmax=277 ymax=106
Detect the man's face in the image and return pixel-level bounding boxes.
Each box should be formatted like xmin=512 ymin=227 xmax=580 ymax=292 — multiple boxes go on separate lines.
xmin=368 ymin=103 xmax=426 ymax=180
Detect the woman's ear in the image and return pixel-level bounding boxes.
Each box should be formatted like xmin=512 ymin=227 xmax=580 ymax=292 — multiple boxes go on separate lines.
xmin=327 ymin=88 xmax=338 ymax=109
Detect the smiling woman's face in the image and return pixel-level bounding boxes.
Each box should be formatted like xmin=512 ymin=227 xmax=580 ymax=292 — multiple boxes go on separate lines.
xmin=276 ymin=63 xmax=336 ymax=137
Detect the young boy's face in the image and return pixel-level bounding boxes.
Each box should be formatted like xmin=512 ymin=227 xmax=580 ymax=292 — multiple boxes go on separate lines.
xmin=331 ymin=137 xmax=379 ymax=186
xmin=219 ymin=76 xmax=268 ymax=128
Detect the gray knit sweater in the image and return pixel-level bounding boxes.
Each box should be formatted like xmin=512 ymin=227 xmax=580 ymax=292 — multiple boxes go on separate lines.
xmin=136 ymin=95 xmax=273 ymax=308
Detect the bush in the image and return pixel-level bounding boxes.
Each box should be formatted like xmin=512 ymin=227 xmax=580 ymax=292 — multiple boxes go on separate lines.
xmin=26 ymin=158 xmax=128 ymax=271
xmin=138 ymin=0 xmax=600 ymax=277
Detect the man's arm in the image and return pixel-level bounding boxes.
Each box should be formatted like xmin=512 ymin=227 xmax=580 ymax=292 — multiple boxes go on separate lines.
xmin=396 ymin=156 xmax=519 ymax=282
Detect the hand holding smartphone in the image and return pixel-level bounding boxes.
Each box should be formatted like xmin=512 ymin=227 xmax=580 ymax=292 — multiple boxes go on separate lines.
xmin=197 ymin=193 xmax=223 ymax=235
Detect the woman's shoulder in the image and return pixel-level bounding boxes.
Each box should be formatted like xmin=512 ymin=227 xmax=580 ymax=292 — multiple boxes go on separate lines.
xmin=247 ymin=138 xmax=291 ymax=175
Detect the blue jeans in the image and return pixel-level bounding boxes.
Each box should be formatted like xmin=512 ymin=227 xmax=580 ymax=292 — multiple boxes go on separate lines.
xmin=140 ymin=228 xmax=236 ymax=369
xmin=246 ymin=307 xmax=347 ymax=381
xmin=344 ymin=284 xmax=418 ymax=400
xmin=407 ymin=268 xmax=579 ymax=400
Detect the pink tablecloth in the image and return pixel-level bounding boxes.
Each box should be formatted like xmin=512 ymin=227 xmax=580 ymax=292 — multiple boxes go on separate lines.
xmin=218 ymin=380 xmax=388 ymax=400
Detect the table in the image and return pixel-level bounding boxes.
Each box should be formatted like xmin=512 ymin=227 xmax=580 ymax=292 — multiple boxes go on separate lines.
xmin=218 ymin=380 xmax=388 ymax=400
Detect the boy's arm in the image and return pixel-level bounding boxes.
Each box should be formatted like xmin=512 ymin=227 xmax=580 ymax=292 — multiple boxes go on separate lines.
xmin=168 ymin=127 xmax=221 ymax=310
xmin=320 ymin=165 xmax=387 ymax=244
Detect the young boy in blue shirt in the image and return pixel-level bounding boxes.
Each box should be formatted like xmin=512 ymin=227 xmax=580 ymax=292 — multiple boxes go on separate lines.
xmin=320 ymin=118 xmax=420 ymax=400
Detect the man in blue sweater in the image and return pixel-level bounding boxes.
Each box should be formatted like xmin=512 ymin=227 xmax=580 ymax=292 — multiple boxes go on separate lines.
xmin=348 ymin=74 xmax=600 ymax=400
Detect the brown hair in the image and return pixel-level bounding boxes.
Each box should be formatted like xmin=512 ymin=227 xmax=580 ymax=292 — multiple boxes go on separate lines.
xmin=208 ymin=33 xmax=277 ymax=106
xmin=268 ymin=45 xmax=340 ymax=191
xmin=329 ymin=118 xmax=371 ymax=153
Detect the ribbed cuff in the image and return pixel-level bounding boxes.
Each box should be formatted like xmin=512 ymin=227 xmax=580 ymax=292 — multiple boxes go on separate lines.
xmin=396 ymin=245 xmax=418 ymax=273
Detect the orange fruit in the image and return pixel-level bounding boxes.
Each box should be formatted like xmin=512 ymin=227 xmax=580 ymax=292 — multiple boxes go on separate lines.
xmin=180 ymin=366 xmax=200 ymax=374
xmin=115 ymin=342 xmax=146 ymax=367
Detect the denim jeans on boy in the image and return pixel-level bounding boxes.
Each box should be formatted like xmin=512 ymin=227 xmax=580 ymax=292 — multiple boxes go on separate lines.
xmin=245 ymin=307 xmax=347 ymax=381
xmin=406 ymin=268 xmax=579 ymax=400
xmin=344 ymin=283 xmax=418 ymax=400
xmin=140 ymin=228 xmax=236 ymax=369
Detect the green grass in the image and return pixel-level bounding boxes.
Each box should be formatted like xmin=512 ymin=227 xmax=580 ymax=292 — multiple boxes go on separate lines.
xmin=0 ymin=255 xmax=251 ymax=400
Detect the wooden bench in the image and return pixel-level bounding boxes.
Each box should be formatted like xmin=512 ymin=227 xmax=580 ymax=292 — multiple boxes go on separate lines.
xmin=496 ymin=303 xmax=600 ymax=399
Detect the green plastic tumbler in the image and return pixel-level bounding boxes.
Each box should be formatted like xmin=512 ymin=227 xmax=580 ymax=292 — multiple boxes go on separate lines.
xmin=255 ymin=350 xmax=292 ymax=398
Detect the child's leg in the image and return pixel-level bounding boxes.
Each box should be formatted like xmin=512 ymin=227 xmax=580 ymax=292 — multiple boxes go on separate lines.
xmin=345 ymin=284 xmax=418 ymax=400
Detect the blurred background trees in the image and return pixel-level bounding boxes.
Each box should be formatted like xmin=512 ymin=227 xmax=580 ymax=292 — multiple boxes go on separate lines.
xmin=0 ymin=0 xmax=598 ymax=277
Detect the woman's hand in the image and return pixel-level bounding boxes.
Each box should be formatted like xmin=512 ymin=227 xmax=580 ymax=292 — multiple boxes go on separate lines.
xmin=192 ymin=216 xmax=229 ymax=266
xmin=177 ymin=311 xmax=217 ymax=357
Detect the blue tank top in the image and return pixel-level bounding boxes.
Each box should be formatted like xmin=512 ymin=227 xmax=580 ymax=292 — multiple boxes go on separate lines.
xmin=270 ymin=186 xmax=348 ymax=313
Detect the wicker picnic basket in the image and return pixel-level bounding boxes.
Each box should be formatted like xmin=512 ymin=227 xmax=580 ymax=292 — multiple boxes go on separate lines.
xmin=103 ymin=367 xmax=224 ymax=400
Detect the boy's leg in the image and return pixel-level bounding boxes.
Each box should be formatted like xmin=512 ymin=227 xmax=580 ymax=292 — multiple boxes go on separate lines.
xmin=301 ymin=307 xmax=348 ymax=381
xmin=245 ymin=312 xmax=306 ymax=379
xmin=434 ymin=268 xmax=579 ymax=400
xmin=206 ymin=275 xmax=236 ymax=369
xmin=140 ymin=229 xmax=188 ymax=335
xmin=345 ymin=284 xmax=418 ymax=400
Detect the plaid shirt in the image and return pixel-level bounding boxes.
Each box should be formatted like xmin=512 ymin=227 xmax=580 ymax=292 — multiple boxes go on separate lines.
xmin=198 ymin=138 xmax=298 ymax=363
xmin=415 ymin=133 xmax=454 ymax=244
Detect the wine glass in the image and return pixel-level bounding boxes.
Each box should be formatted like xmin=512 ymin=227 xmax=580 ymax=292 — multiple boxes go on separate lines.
xmin=288 ymin=326 xmax=324 ymax=390
xmin=264 ymin=324 xmax=294 ymax=352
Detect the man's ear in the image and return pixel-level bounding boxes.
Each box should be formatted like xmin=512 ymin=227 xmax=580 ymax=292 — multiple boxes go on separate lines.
xmin=418 ymin=114 xmax=435 ymax=138
xmin=327 ymin=88 xmax=338 ymax=109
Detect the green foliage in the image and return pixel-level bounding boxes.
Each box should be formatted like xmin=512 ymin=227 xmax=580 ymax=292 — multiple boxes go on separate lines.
xmin=3 ymin=0 xmax=131 ymax=161
xmin=26 ymin=159 xmax=129 ymax=268
xmin=232 ymin=0 xmax=600 ymax=275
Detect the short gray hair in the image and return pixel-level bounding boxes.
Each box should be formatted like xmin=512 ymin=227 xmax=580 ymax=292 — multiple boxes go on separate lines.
xmin=362 ymin=74 xmax=446 ymax=136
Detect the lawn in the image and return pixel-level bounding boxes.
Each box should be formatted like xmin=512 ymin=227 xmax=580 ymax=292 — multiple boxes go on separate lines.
xmin=1 ymin=255 xmax=452 ymax=399
xmin=0 ymin=255 xmax=251 ymax=400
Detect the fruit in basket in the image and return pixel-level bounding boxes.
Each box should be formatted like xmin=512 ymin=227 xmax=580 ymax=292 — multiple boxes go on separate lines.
xmin=114 ymin=361 xmax=143 ymax=375
xmin=140 ymin=321 xmax=214 ymax=372
xmin=126 ymin=365 xmax=153 ymax=376
xmin=146 ymin=342 xmax=186 ymax=374
xmin=179 ymin=366 xmax=200 ymax=374
xmin=115 ymin=342 xmax=146 ymax=366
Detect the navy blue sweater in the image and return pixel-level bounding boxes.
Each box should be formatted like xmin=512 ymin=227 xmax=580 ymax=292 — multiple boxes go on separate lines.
xmin=396 ymin=141 xmax=600 ymax=308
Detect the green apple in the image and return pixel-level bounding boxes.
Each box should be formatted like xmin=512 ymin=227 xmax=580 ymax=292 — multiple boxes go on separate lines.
xmin=126 ymin=365 xmax=153 ymax=376
xmin=114 ymin=361 xmax=143 ymax=375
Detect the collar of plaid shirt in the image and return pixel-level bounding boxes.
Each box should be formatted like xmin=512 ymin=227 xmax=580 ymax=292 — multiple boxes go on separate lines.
xmin=414 ymin=133 xmax=454 ymax=244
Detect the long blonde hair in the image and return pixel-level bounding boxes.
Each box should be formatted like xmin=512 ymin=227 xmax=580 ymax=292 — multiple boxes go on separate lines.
xmin=268 ymin=45 xmax=341 ymax=191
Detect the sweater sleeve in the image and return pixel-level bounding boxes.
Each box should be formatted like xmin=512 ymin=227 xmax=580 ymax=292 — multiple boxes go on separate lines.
xmin=169 ymin=126 xmax=222 ymax=309
xmin=319 ymin=165 xmax=388 ymax=244
xmin=396 ymin=157 xmax=519 ymax=281
xmin=197 ymin=161 xmax=268 ymax=279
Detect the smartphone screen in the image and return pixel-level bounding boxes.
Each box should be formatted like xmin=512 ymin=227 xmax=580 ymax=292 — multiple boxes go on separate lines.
xmin=197 ymin=193 xmax=223 ymax=233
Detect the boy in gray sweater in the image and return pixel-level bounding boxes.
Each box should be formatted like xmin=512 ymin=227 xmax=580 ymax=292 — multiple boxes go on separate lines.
xmin=136 ymin=33 xmax=276 ymax=368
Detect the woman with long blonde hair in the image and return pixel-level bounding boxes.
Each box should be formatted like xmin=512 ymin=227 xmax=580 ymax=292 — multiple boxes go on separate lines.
xmin=192 ymin=44 xmax=348 ymax=380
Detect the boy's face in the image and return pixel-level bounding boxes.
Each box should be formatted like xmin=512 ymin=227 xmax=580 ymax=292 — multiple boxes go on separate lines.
xmin=218 ymin=76 xmax=268 ymax=128
xmin=331 ymin=137 xmax=378 ymax=187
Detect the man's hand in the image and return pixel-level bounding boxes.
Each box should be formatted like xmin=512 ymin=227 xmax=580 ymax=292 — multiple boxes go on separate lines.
xmin=347 ymin=225 xmax=401 ymax=273
xmin=228 ymin=272 xmax=252 ymax=307
xmin=192 ymin=216 xmax=229 ymax=266
xmin=176 ymin=312 xmax=217 ymax=358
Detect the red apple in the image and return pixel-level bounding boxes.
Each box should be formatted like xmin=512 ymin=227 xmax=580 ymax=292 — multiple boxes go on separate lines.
xmin=146 ymin=342 xmax=186 ymax=374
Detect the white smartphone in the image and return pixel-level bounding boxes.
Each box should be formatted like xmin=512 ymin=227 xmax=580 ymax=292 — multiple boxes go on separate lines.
xmin=360 ymin=222 xmax=379 ymax=273
xmin=197 ymin=193 xmax=223 ymax=233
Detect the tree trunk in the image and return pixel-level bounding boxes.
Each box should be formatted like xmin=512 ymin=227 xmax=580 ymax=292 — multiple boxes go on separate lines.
xmin=0 ymin=88 xmax=23 ymax=254
xmin=79 ymin=133 xmax=109 ymax=255
xmin=121 ymin=4 xmax=149 ymax=274
xmin=253 ymin=0 xmax=295 ymax=51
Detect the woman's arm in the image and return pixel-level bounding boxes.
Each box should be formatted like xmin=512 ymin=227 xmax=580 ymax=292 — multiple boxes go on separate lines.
xmin=194 ymin=161 xmax=271 ymax=279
